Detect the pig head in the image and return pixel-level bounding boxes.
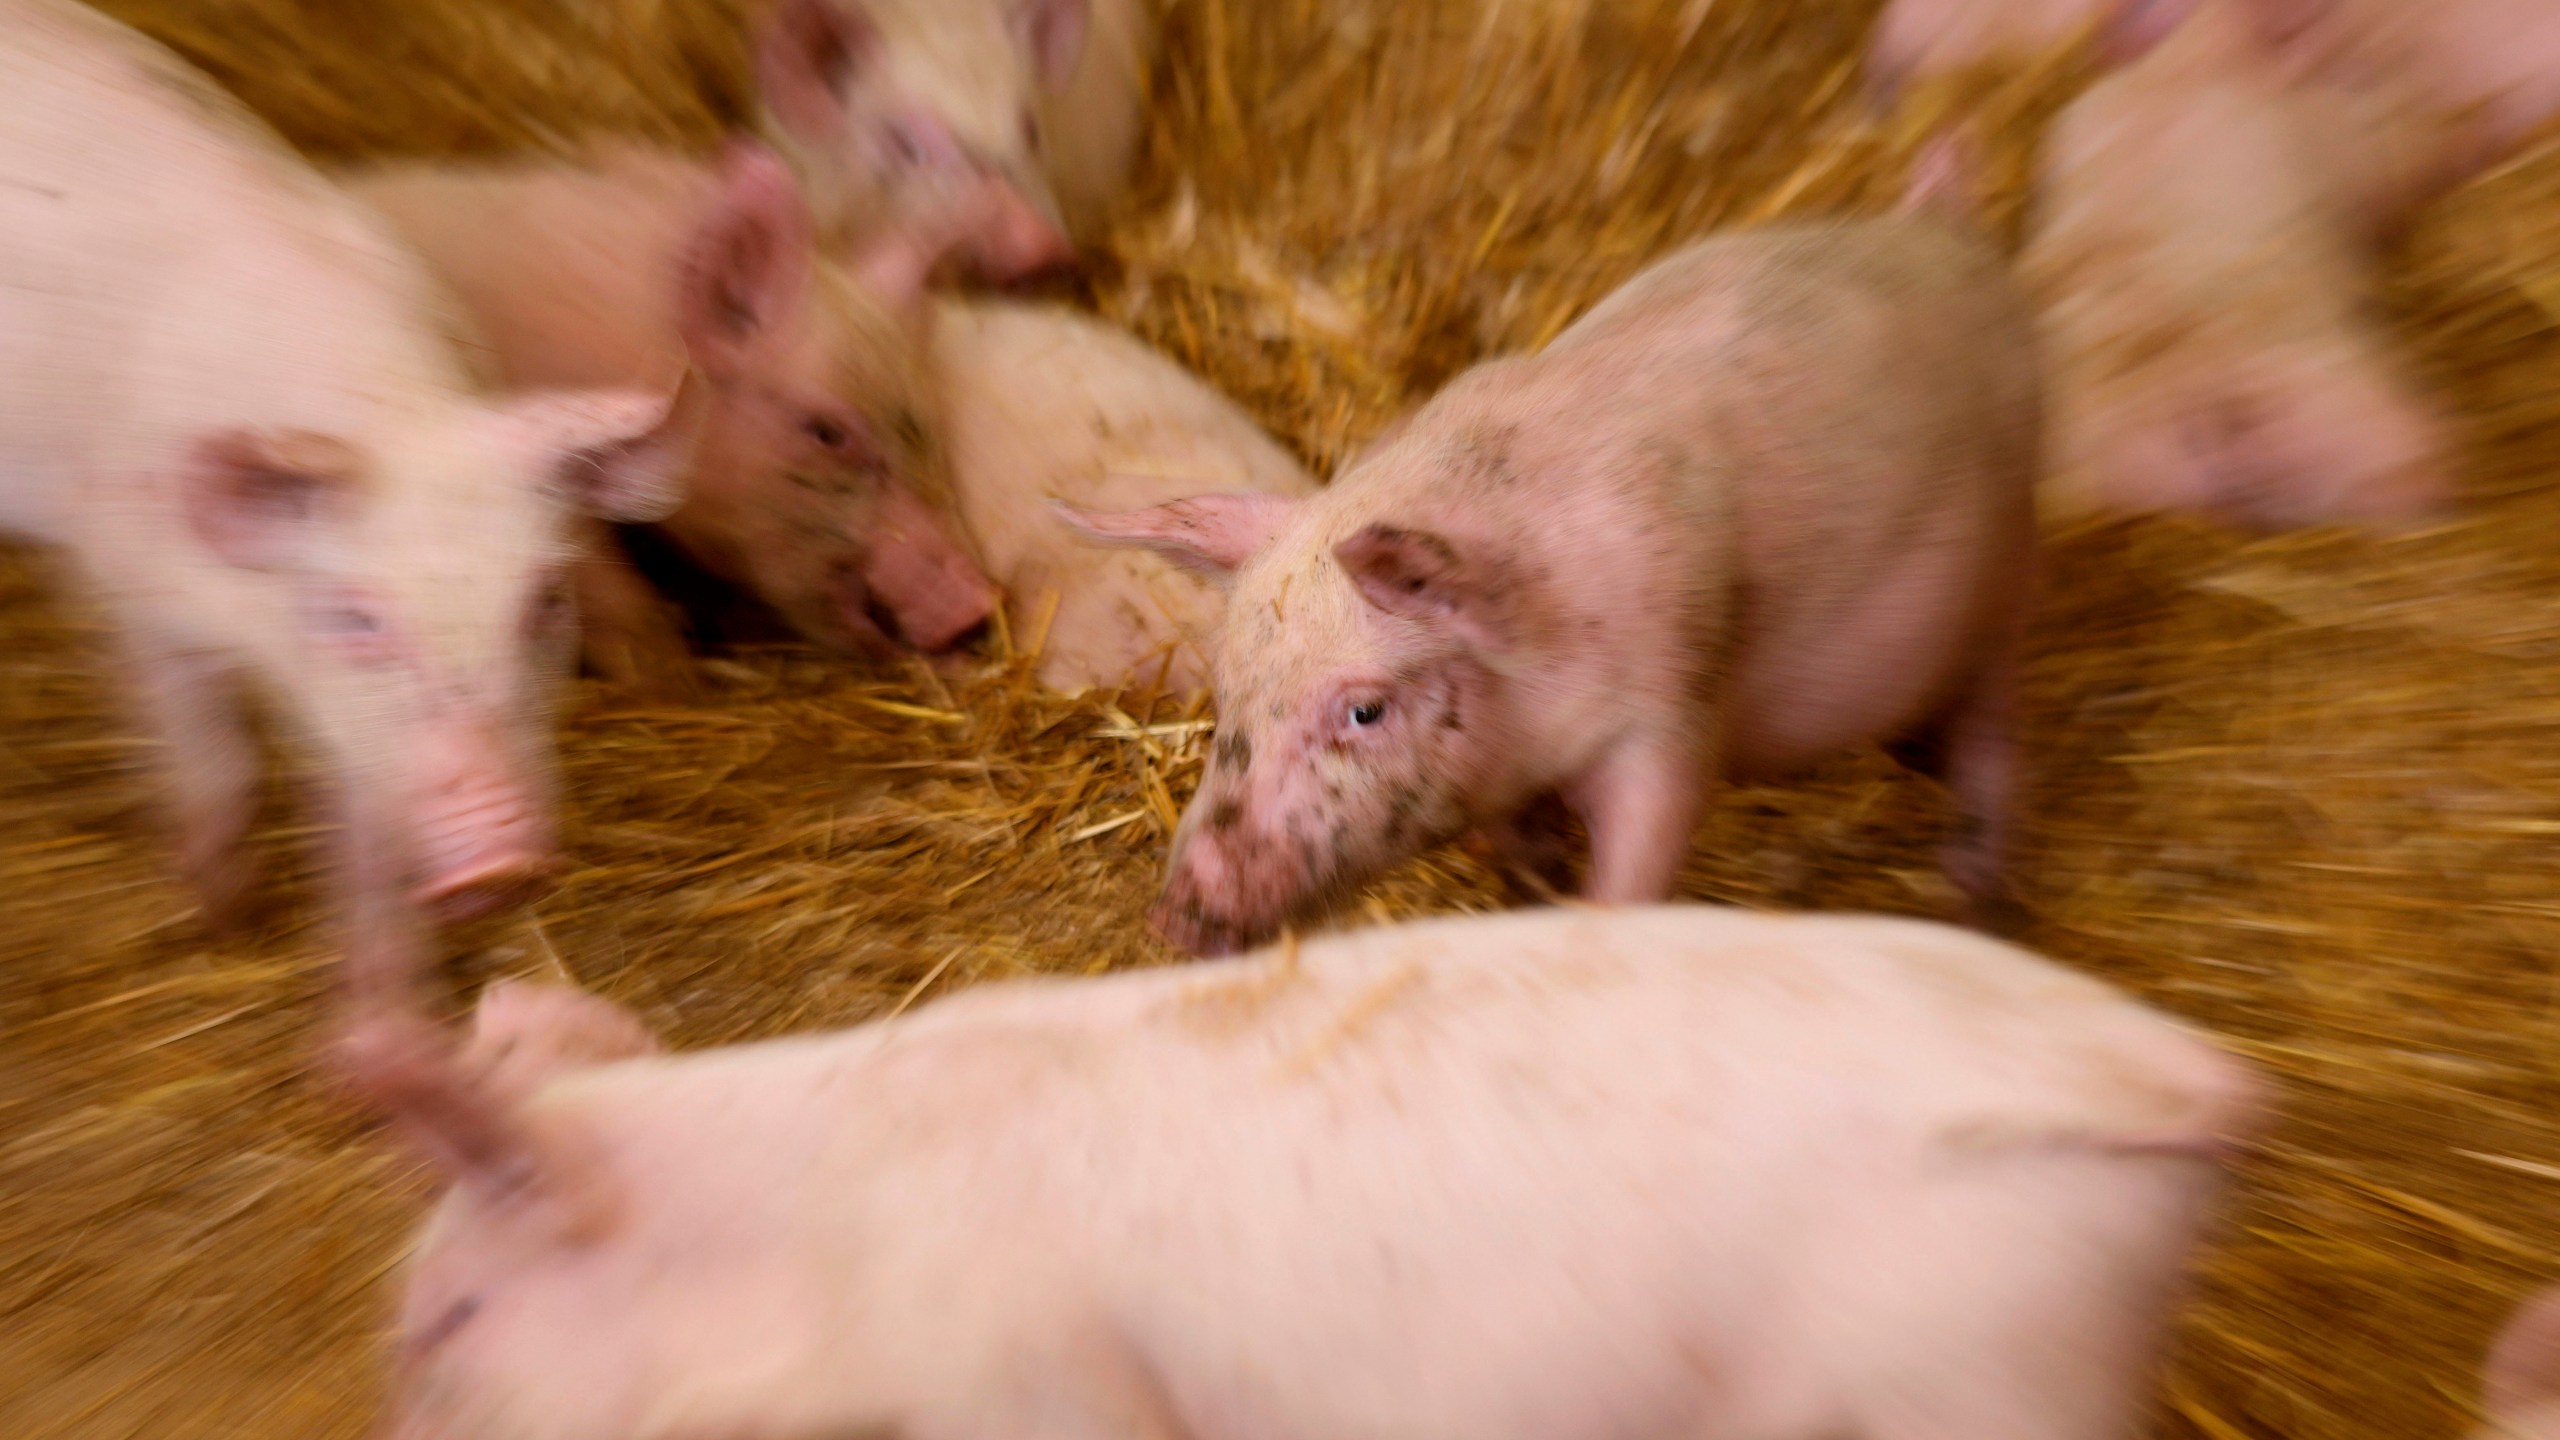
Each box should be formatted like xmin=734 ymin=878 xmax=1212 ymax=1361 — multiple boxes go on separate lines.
xmin=755 ymin=0 xmax=1089 ymax=280
xmin=169 ymin=385 xmax=700 ymax=942
xmin=1062 ymin=490 xmax=1532 ymax=954
xmin=653 ymin=143 xmax=996 ymax=655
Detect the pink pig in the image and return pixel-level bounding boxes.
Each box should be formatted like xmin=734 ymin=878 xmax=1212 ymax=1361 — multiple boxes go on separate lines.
xmin=1866 ymin=0 xmax=2199 ymax=96
xmin=1066 ymin=216 xmax=2040 ymax=955
xmin=2022 ymin=0 xmax=2453 ymax=530
xmin=930 ymin=299 xmax=1320 ymax=696
xmin=754 ymin=0 xmax=1157 ymax=280
xmin=345 ymin=141 xmax=998 ymax=696
xmin=0 ymin=0 xmax=696 ymax=968
xmin=2480 ymin=1287 xmax=2560 ymax=1440
xmin=356 ymin=904 xmax=2263 ymax=1440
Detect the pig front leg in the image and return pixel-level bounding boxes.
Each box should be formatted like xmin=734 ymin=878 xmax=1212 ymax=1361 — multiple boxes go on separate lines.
xmin=1566 ymin=730 xmax=1710 ymax=906
xmin=570 ymin=521 xmax=701 ymax=702
xmin=122 ymin=640 xmax=261 ymax=930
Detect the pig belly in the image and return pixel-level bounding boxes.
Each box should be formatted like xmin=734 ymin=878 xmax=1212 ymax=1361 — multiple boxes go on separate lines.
xmin=1721 ymin=553 xmax=1994 ymax=779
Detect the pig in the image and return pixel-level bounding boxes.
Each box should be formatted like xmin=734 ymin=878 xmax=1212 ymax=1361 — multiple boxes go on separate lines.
xmin=344 ymin=141 xmax=999 ymax=697
xmin=1063 ymin=216 xmax=2041 ymax=955
xmin=1866 ymin=0 xmax=2199 ymax=98
xmin=355 ymin=903 xmax=2264 ymax=1440
xmin=929 ymin=299 xmax=1321 ymax=696
xmin=2481 ymin=1287 xmax=2560 ymax=1440
xmin=0 ymin=0 xmax=698 ymax=971
xmin=753 ymin=0 xmax=1157 ymax=279
xmin=2021 ymin=0 xmax=2454 ymax=530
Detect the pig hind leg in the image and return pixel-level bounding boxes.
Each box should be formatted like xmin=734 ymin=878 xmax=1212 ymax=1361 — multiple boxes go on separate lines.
xmin=124 ymin=639 xmax=263 ymax=930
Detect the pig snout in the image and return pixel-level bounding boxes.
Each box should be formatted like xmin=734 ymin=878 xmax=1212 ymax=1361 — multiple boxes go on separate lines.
xmin=405 ymin=728 xmax=555 ymax=925
xmin=1146 ymin=817 xmax=1308 ymax=957
xmin=853 ymin=492 xmax=999 ymax=653
xmin=971 ymin=182 xmax=1077 ymax=282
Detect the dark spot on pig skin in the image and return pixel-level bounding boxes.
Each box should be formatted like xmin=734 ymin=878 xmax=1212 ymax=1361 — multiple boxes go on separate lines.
xmin=1215 ymin=732 xmax=1252 ymax=772
xmin=1211 ymin=799 xmax=1242 ymax=832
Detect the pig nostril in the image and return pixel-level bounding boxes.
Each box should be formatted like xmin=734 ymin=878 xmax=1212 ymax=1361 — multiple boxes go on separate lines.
xmin=863 ymin=595 xmax=907 ymax=648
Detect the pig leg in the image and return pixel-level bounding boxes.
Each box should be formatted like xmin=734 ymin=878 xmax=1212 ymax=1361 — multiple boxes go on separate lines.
xmin=570 ymin=522 xmax=701 ymax=701
xmin=1567 ymin=733 xmax=1709 ymax=905
xmin=123 ymin=639 xmax=261 ymax=930
xmin=1899 ymin=594 xmax=2031 ymax=924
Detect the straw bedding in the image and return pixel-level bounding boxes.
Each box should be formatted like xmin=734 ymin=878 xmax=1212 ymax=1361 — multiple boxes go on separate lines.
xmin=4 ymin=0 xmax=2560 ymax=1435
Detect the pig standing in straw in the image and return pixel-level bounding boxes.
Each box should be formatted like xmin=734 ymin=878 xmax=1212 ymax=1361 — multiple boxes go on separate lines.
xmin=356 ymin=904 xmax=2262 ymax=1440
xmin=755 ymin=0 xmax=1157 ymax=279
xmin=0 ymin=0 xmax=697 ymax=983
xmin=345 ymin=141 xmax=999 ymax=696
xmin=1067 ymin=174 xmax=2040 ymax=954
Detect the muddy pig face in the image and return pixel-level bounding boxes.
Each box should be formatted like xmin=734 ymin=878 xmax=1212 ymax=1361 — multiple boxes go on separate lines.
xmin=661 ymin=145 xmax=996 ymax=656
xmin=756 ymin=0 xmax=1089 ymax=280
xmin=1062 ymin=491 xmax=1512 ymax=955
xmin=185 ymin=392 xmax=696 ymax=922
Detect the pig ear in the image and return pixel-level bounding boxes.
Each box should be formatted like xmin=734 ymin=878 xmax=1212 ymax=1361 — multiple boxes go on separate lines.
xmin=1051 ymin=494 xmax=1298 ymax=577
xmin=334 ymin=1010 xmax=619 ymax=1241
xmin=2487 ymin=1287 xmax=2560 ymax=1421
xmin=2096 ymin=0 xmax=2198 ymax=62
xmin=182 ymin=427 xmax=368 ymax=572
xmin=756 ymin=0 xmax=878 ymax=143
xmin=677 ymin=142 xmax=817 ymax=380
xmin=1334 ymin=522 xmax=1512 ymax=651
xmin=1901 ymin=131 xmax=1982 ymax=225
xmin=1016 ymin=0 xmax=1092 ymax=89
xmin=466 ymin=981 xmax=663 ymax=1096
xmin=500 ymin=385 xmax=706 ymax=525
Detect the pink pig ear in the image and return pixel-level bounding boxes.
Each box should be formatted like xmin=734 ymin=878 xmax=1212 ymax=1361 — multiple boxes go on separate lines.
xmin=465 ymin=981 xmax=663 ymax=1100
xmin=2096 ymin=0 xmax=2199 ymax=63
xmin=1333 ymin=522 xmax=1513 ymax=652
xmin=2486 ymin=1287 xmax=2560 ymax=1422
xmin=1051 ymin=493 xmax=1299 ymax=577
xmin=500 ymin=384 xmax=707 ymax=525
xmin=182 ymin=427 xmax=368 ymax=572
xmin=334 ymin=1009 xmax=621 ymax=1241
xmin=677 ymin=141 xmax=818 ymax=381
xmin=1016 ymin=0 xmax=1092 ymax=89
xmin=756 ymin=0 xmax=879 ymax=143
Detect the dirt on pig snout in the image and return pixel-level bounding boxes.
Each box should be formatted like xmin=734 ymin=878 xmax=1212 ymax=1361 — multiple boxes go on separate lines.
xmin=6 ymin=0 xmax=2560 ymax=1438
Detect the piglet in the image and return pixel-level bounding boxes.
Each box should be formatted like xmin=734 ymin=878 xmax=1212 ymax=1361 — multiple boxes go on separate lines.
xmin=345 ymin=141 xmax=998 ymax=696
xmin=1066 ymin=211 xmax=2040 ymax=955
xmin=0 ymin=0 xmax=696 ymax=983
xmin=358 ymin=904 xmax=2262 ymax=1440
xmin=755 ymin=0 xmax=1156 ymax=279
xmin=2022 ymin=0 xmax=2453 ymax=530
xmin=1867 ymin=0 xmax=2197 ymax=96
xmin=930 ymin=300 xmax=1319 ymax=696
xmin=2481 ymin=1287 xmax=2560 ymax=1439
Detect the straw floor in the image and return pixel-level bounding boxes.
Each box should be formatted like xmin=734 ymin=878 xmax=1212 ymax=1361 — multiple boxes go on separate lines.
xmin=4 ymin=0 xmax=2560 ymax=1435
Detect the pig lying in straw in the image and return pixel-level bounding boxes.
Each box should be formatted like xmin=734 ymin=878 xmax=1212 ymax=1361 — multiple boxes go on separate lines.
xmin=0 ymin=0 xmax=696 ymax=961
xmin=932 ymin=301 xmax=1320 ymax=695
xmin=1066 ymin=204 xmax=2041 ymax=955
xmin=2022 ymin=0 xmax=2453 ymax=530
xmin=346 ymin=141 xmax=999 ymax=697
xmin=755 ymin=0 xmax=1157 ymax=279
xmin=355 ymin=904 xmax=2262 ymax=1440
xmin=2480 ymin=1287 xmax=2560 ymax=1439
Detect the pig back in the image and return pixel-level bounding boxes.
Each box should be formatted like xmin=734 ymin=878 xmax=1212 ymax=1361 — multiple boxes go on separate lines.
xmin=667 ymin=905 xmax=2253 ymax=1437
xmin=933 ymin=299 xmax=1317 ymax=694
xmin=1553 ymin=221 xmax=2040 ymax=775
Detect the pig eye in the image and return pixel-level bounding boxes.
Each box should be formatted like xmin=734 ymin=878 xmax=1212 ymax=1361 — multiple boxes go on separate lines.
xmin=805 ymin=416 xmax=853 ymax=453
xmin=525 ymin=575 xmax=575 ymax=641
xmin=1347 ymin=699 xmax=1387 ymax=728
xmin=306 ymin=589 xmax=402 ymax=666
